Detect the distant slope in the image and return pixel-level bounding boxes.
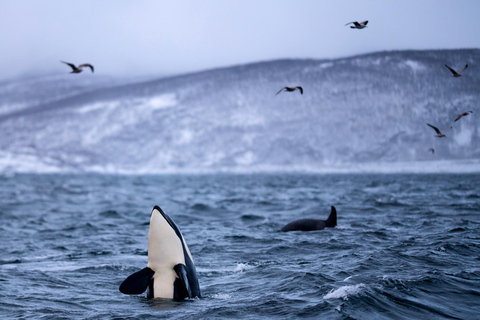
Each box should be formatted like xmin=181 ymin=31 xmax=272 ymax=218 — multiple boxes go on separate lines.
xmin=0 ymin=49 xmax=479 ymax=173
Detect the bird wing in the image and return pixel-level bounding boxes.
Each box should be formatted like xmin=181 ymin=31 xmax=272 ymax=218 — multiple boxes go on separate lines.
xmin=442 ymin=126 xmax=452 ymax=134
xmin=353 ymin=21 xmax=361 ymax=27
xmin=427 ymin=123 xmax=441 ymax=134
xmin=456 ymin=111 xmax=473 ymax=121
xmin=344 ymin=21 xmax=355 ymax=26
xmin=276 ymin=87 xmax=286 ymax=95
xmin=458 ymin=64 xmax=468 ymax=74
xmin=79 ymin=64 xmax=94 ymax=73
xmin=445 ymin=64 xmax=458 ymax=75
xmin=296 ymin=86 xmax=303 ymax=94
xmin=361 ymin=20 xmax=368 ymax=26
xmin=61 ymin=61 xmax=77 ymax=70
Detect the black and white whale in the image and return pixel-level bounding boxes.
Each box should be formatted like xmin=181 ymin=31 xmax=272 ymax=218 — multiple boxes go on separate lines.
xmin=281 ymin=206 xmax=337 ymax=231
xmin=119 ymin=206 xmax=201 ymax=301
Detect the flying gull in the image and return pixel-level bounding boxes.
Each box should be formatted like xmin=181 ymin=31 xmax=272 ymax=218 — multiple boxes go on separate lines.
xmin=61 ymin=61 xmax=94 ymax=73
xmin=345 ymin=21 xmax=368 ymax=29
xmin=445 ymin=64 xmax=467 ymax=77
xmin=276 ymin=86 xmax=303 ymax=95
xmin=454 ymin=111 xmax=473 ymax=122
xmin=427 ymin=123 xmax=452 ymax=138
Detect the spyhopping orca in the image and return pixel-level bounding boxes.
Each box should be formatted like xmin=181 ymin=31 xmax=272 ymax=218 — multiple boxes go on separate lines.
xmin=281 ymin=206 xmax=337 ymax=232
xmin=119 ymin=206 xmax=201 ymax=301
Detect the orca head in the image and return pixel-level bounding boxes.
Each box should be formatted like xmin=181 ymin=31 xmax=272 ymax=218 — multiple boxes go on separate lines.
xmin=147 ymin=206 xmax=193 ymax=270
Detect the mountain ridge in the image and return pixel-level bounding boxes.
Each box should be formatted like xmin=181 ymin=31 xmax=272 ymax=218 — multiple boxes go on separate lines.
xmin=0 ymin=49 xmax=479 ymax=173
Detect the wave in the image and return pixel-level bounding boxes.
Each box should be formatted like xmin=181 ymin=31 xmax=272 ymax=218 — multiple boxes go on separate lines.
xmin=323 ymin=283 xmax=366 ymax=300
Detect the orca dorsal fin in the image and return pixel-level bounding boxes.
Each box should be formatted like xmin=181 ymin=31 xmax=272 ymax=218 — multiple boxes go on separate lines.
xmin=119 ymin=267 xmax=155 ymax=294
xmin=325 ymin=206 xmax=337 ymax=227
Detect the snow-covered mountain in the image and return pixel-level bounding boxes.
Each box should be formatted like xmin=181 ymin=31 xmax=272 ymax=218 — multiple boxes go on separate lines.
xmin=0 ymin=49 xmax=479 ymax=173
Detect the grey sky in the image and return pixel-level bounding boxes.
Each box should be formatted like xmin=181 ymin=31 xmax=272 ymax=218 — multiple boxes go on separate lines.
xmin=1 ymin=0 xmax=479 ymax=80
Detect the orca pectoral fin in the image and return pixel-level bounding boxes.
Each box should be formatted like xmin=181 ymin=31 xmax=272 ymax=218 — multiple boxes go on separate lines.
xmin=173 ymin=264 xmax=192 ymax=300
xmin=119 ymin=267 xmax=155 ymax=295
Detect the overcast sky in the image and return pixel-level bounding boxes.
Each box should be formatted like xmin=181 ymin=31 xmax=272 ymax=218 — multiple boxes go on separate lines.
xmin=1 ymin=0 xmax=479 ymax=80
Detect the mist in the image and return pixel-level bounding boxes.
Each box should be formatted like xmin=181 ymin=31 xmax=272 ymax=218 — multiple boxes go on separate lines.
xmin=1 ymin=0 xmax=479 ymax=79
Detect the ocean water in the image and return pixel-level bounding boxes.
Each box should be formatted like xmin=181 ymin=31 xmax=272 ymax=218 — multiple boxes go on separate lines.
xmin=0 ymin=173 xmax=479 ymax=319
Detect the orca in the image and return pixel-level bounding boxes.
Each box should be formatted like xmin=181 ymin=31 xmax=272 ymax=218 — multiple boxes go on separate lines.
xmin=119 ymin=206 xmax=201 ymax=301
xmin=281 ymin=206 xmax=337 ymax=232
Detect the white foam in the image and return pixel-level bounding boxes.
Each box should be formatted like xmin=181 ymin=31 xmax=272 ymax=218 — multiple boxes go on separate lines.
xmin=233 ymin=263 xmax=254 ymax=272
xmin=323 ymin=284 xmax=365 ymax=300
xmin=198 ymin=263 xmax=255 ymax=275
xmin=211 ymin=293 xmax=231 ymax=300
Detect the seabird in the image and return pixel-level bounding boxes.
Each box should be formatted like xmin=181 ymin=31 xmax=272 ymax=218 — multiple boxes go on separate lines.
xmin=276 ymin=86 xmax=303 ymax=95
xmin=428 ymin=148 xmax=435 ymax=154
xmin=454 ymin=111 xmax=473 ymax=122
xmin=345 ymin=21 xmax=368 ymax=29
xmin=61 ymin=61 xmax=94 ymax=73
xmin=445 ymin=64 xmax=467 ymax=77
xmin=427 ymin=123 xmax=452 ymax=138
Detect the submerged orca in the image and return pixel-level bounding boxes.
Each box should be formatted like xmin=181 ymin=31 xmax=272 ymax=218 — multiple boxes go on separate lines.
xmin=119 ymin=206 xmax=201 ymax=301
xmin=281 ymin=206 xmax=337 ymax=232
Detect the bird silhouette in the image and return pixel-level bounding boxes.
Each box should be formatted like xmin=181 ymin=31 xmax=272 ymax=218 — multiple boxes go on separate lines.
xmin=345 ymin=21 xmax=368 ymax=29
xmin=427 ymin=123 xmax=452 ymax=138
xmin=454 ymin=111 xmax=473 ymax=122
xmin=445 ymin=64 xmax=467 ymax=77
xmin=61 ymin=61 xmax=94 ymax=73
xmin=276 ymin=86 xmax=303 ymax=95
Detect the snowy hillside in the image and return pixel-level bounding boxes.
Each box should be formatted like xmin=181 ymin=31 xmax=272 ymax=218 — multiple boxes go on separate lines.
xmin=0 ymin=49 xmax=479 ymax=173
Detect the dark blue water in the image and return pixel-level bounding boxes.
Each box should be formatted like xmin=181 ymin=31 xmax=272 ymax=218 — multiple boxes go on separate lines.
xmin=0 ymin=173 xmax=479 ymax=319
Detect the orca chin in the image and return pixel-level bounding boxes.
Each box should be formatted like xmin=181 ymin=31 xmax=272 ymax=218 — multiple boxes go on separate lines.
xmin=281 ymin=206 xmax=337 ymax=232
xmin=119 ymin=206 xmax=201 ymax=301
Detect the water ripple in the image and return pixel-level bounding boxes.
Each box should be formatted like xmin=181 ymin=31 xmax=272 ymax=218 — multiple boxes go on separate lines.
xmin=0 ymin=173 xmax=479 ymax=319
